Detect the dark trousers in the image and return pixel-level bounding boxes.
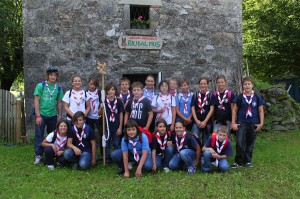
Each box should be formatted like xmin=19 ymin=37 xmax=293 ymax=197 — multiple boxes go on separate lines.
xmin=86 ymin=117 xmax=103 ymax=154
xmin=44 ymin=146 xmax=68 ymax=165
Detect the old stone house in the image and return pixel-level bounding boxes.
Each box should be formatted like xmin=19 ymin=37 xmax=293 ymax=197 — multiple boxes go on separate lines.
xmin=23 ymin=0 xmax=242 ymax=130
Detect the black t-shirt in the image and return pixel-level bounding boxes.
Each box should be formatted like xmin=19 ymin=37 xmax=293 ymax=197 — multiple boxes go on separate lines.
xmin=211 ymin=91 xmax=235 ymax=122
xmin=68 ymin=124 xmax=96 ymax=152
xmin=172 ymin=133 xmax=199 ymax=151
xmin=191 ymin=91 xmax=213 ymax=121
xmin=101 ymin=98 xmax=124 ymax=132
xmin=152 ymin=132 xmax=174 ymax=154
xmin=125 ymin=97 xmax=152 ymax=127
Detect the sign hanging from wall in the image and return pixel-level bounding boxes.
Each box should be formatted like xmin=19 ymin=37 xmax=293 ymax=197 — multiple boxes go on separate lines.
xmin=118 ymin=36 xmax=162 ymax=50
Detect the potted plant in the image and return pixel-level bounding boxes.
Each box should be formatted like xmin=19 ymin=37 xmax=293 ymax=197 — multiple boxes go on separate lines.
xmin=131 ymin=16 xmax=150 ymax=29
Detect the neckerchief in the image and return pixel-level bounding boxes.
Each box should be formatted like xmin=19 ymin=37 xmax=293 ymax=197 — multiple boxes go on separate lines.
xmin=198 ymin=91 xmax=209 ymax=114
xmin=45 ymin=81 xmax=57 ymax=99
xmin=176 ymin=131 xmax=186 ymax=152
xmin=243 ymin=90 xmax=254 ymax=118
xmin=106 ymin=96 xmax=117 ymax=122
xmin=217 ymin=89 xmax=228 ymax=110
xmin=157 ymin=93 xmax=170 ymax=119
xmin=56 ymin=131 xmax=67 ymax=151
xmin=72 ymin=89 xmax=84 ymax=107
xmin=74 ymin=124 xmax=86 ymax=147
xmin=155 ymin=132 xmax=168 ymax=151
xmin=180 ymin=91 xmax=191 ymax=114
xmin=215 ymin=135 xmax=227 ymax=166
xmin=170 ymin=89 xmax=177 ymax=97
xmin=144 ymin=86 xmax=155 ymax=100
xmin=88 ymin=89 xmax=99 ymax=113
xmin=120 ymin=90 xmax=131 ymax=104
xmin=130 ymin=96 xmax=145 ymax=118
xmin=128 ymin=139 xmax=139 ymax=162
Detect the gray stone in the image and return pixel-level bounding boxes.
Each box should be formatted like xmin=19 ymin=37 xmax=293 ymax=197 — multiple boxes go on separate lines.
xmin=271 ymin=116 xmax=283 ymax=122
xmin=273 ymin=125 xmax=288 ymax=131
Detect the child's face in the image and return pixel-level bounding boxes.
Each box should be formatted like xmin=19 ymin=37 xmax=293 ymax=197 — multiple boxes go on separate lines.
xmin=120 ymin=81 xmax=130 ymax=92
xmin=126 ymin=126 xmax=137 ymax=138
xmin=156 ymin=123 xmax=167 ymax=135
xmin=48 ymin=73 xmax=57 ymax=83
xmin=72 ymin=77 xmax=82 ymax=90
xmin=74 ymin=117 xmax=84 ymax=128
xmin=180 ymin=82 xmax=189 ymax=93
xmin=217 ymin=131 xmax=227 ymax=142
xmin=160 ymin=82 xmax=169 ymax=94
xmin=145 ymin=77 xmax=155 ymax=88
xmin=199 ymin=79 xmax=209 ymax=92
xmin=216 ymin=78 xmax=227 ymax=91
xmin=88 ymin=81 xmax=97 ymax=92
xmin=175 ymin=122 xmax=185 ymax=136
xmin=132 ymin=87 xmax=143 ymax=98
xmin=243 ymin=81 xmax=254 ymax=92
xmin=107 ymin=87 xmax=116 ymax=98
xmin=58 ymin=122 xmax=68 ymax=135
xmin=169 ymin=80 xmax=177 ymax=90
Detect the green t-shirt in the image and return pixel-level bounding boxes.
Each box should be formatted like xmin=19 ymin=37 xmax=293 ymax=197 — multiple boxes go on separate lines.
xmin=33 ymin=82 xmax=64 ymax=117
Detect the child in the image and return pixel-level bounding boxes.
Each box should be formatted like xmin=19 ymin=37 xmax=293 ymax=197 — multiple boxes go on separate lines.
xmin=119 ymin=77 xmax=133 ymax=109
xmin=41 ymin=119 xmax=69 ymax=170
xmin=63 ymin=75 xmax=91 ymax=123
xmin=64 ymin=111 xmax=97 ymax=169
xmin=151 ymin=119 xmax=174 ymax=172
xmin=202 ymin=125 xmax=233 ymax=173
xmin=211 ymin=75 xmax=235 ymax=135
xmin=124 ymin=82 xmax=153 ymax=131
xmin=169 ymin=77 xmax=178 ymax=97
xmin=101 ymin=82 xmax=124 ymax=163
xmin=33 ymin=66 xmax=64 ymax=165
xmin=169 ymin=121 xmax=201 ymax=174
xmin=231 ymin=76 xmax=264 ymax=168
xmin=111 ymin=119 xmax=153 ymax=178
xmin=191 ymin=77 xmax=214 ymax=144
xmin=143 ymin=75 xmax=156 ymax=101
xmin=152 ymin=80 xmax=176 ymax=131
xmin=176 ymin=78 xmax=193 ymax=131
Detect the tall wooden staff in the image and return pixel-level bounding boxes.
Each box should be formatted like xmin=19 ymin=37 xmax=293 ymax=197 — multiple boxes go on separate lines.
xmin=98 ymin=62 xmax=107 ymax=165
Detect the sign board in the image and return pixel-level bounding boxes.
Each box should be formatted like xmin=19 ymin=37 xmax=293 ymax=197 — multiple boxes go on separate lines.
xmin=118 ymin=36 xmax=163 ymax=50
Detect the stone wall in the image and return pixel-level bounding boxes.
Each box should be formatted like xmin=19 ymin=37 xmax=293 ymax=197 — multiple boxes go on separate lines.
xmin=23 ymin=0 xmax=242 ymax=132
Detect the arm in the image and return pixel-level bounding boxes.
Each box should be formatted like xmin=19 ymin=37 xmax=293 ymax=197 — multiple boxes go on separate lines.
xmin=66 ymin=138 xmax=81 ymax=156
xmin=41 ymin=139 xmax=58 ymax=154
xmin=117 ymin=111 xmax=124 ymax=135
xmin=152 ymin=149 xmax=157 ymax=172
xmin=195 ymin=144 xmax=201 ymax=167
xmin=202 ymin=146 xmax=216 ymax=154
xmin=122 ymin=151 xmax=130 ymax=178
xmin=85 ymin=99 xmax=91 ymax=117
xmin=255 ymin=105 xmax=264 ymax=132
xmin=144 ymin=111 xmax=153 ymax=130
xmin=34 ymin=96 xmax=42 ymax=125
xmin=192 ymin=106 xmax=201 ymax=128
xmin=200 ymin=106 xmax=214 ymax=128
xmin=91 ymin=139 xmax=97 ymax=166
xmin=124 ymin=112 xmax=129 ymax=126
xmin=212 ymin=153 xmax=228 ymax=160
xmin=57 ymin=100 xmax=62 ymax=119
xmin=170 ymin=106 xmax=176 ymax=131
xmin=152 ymin=106 xmax=164 ymax=114
xmin=231 ymin=103 xmax=238 ymax=131
xmin=64 ymin=102 xmax=74 ymax=118
xmin=135 ymin=150 xmax=148 ymax=178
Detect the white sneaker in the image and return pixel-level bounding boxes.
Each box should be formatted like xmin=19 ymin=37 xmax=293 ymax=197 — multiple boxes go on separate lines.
xmin=128 ymin=162 xmax=133 ymax=170
xmin=48 ymin=165 xmax=55 ymax=171
xmin=163 ymin=167 xmax=170 ymax=173
xmin=34 ymin=155 xmax=42 ymax=165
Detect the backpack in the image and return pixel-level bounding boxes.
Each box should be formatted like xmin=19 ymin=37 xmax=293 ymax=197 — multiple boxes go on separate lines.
xmin=210 ymin=132 xmax=228 ymax=151
xmin=51 ymin=131 xmax=58 ymax=143
xmin=138 ymin=126 xmax=153 ymax=144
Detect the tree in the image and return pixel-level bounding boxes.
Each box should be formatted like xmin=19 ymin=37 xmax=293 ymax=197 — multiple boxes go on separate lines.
xmin=0 ymin=0 xmax=23 ymax=91
xmin=243 ymin=0 xmax=300 ymax=82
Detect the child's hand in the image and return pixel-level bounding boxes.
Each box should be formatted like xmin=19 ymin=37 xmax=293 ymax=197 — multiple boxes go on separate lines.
xmin=92 ymin=158 xmax=97 ymax=166
xmin=200 ymin=121 xmax=207 ymax=128
xmin=135 ymin=168 xmax=142 ymax=178
xmin=152 ymin=164 xmax=157 ymax=172
xmin=212 ymin=154 xmax=220 ymax=159
xmin=56 ymin=151 xmax=64 ymax=157
xmin=195 ymin=120 xmax=201 ymax=128
xmin=51 ymin=144 xmax=58 ymax=154
xmin=35 ymin=117 xmax=42 ymax=126
xmin=255 ymin=123 xmax=263 ymax=132
xmin=117 ymin=128 xmax=122 ymax=135
xmin=170 ymin=124 xmax=174 ymax=132
xmin=124 ymin=171 xmax=130 ymax=178
xmin=74 ymin=147 xmax=82 ymax=156
xmin=167 ymin=141 xmax=172 ymax=146
xmin=160 ymin=107 xmax=165 ymax=113
xmin=184 ymin=118 xmax=192 ymax=124
xmin=231 ymin=123 xmax=239 ymax=131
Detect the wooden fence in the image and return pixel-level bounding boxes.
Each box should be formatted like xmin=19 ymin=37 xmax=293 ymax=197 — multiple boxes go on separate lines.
xmin=0 ymin=89 xmax=25 ymax=143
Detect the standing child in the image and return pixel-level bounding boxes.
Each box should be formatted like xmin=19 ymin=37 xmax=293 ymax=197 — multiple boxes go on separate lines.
xmin=231 ymin=76 xmax=264 ymax=168
xmin=191 ymin=77 xmax=214 ymax=144
xmin=64 ymin=111 xmax=97 ymax=170
xmin=151 ymin=119 xmax=174 ymax=172
xmin=211 ymin=75 xmax=235 ymax=136
xmin=41 ymin=120 xmax=69 ymax=170
xmin=111 ymin=119 xmax=153 ymax=178
xmin=169 ymin=77 xmax=178 ymax=98
xmin=119 ymin=77 xmax=133 ymax=109
xmin=152 ymin=80 xmax=176 ymax=131
xmin=143 ymin=75 xmax=156 ymax=101
xmin=169 ymin=121 xmax=201 ymax=174
xmin=202 ymin=125 xmax=233 ymax=173
xmin=33 ymin=66 xmax=64 ymax=165
xmin=176 ymin=78 xmax=193 ymax=131
xmin=62 ymin=75 xmax=91 ymax=124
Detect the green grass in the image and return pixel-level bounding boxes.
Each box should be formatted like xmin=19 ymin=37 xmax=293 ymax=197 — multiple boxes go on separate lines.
xmin=1 ymin=131 xmax=300 ymax=199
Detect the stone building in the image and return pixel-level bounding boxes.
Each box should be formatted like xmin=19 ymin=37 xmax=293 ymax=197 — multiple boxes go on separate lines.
xmin=23 ymin=0 xmax=242 ymax=130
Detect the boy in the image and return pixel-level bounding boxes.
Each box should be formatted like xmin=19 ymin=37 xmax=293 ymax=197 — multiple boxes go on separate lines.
xmin=202 ymin=125 xmax=233 ymax=173
xmin=33 ymin=66 xmax=64 ymax=165
xmin=231 ymin=76 xmax=264 ymax=168
xmin=119 ymin=77 xmax=133 ymax=109
xmin=124 ymin=82 xmax=153 ymax=131
xmin=169 ymin=77 xmax=178 ymax=97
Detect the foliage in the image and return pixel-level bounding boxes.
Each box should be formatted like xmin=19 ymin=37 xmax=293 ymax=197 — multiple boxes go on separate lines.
xmin=0 ymin=0 xmax=23 ymax=91
xmin=1 ymin=131 xmax=300 ymax=198
xmin=243 ymin=0 xmax=300 ymax=82
xmin=131 ymin=16 xmax=150 ymax=25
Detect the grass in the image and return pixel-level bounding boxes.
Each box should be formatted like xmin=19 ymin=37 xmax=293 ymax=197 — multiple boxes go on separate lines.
xmin=1 ymin=131 xmax=300 ymax=199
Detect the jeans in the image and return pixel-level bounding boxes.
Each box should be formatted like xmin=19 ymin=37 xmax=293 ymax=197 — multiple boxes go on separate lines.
xmin=213 ymin=120 xmax=231 ymax=137
xmin=34 ymin=115 xmax=57 ymax=155
xmin=169 ymin=149 xmax=196 ymax=170
xmin=155 ymin=146 xmax=174 ymax=168
xmin=192 ymin=122 xmax=212 ymax=145
xmin=64 ymin=148 xmax=92 ymax=170
xmin=44 ymin=146 xmax=68 ymax=166
xmin=111 ymin=149 xmax=153 ymax=171
xmin=234 ymin=123 xmax=257 ymax=165
xmin=105 ymin=131 xmax=121 ymax=161
xmin=86 ymin=117 xmax=103 ymax=154
xmin=202 ymin=150 xmax=230 ymax=172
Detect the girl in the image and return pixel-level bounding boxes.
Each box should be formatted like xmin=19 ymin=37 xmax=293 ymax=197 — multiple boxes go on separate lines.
xmin=64 ymin=111 xmax=96 ymax=170
xmin=143 ymin=75 xmax=156 ymax=101
xmin=169 ymin=77 xmax=178 ymax=97
xmin=211 ymin=75 xmax=235 ymax=136
xmin=151 ymin=80 xmax=176 ymax=131
xmin=63 ymin=75 xmax=91 ymax=124
xmin=169 ymin=121 xmax=201 ymax=174
xmin=111 ymin=119 xmax=152 ymax=178
xmin=41 ymin=119 xmax=69 ymax=170
xmin=151 ymin=119 xmax=173 ymax=172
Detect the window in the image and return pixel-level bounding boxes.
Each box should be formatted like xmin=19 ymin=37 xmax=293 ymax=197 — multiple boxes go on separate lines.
xmin=130 ymin=5 xmax=150 ymax=29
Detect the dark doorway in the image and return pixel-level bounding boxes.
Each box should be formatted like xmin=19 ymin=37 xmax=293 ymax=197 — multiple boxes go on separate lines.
xmin=123 ymin=73 xmax=160 ymax=88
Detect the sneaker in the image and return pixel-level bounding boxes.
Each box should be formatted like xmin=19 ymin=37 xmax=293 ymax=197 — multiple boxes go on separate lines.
xmin=245 ymin=162 xmax=253 ymax=167
xmin=211 ymin=162 xmax=218 ymax=167
xmin=163 ymin=167 xmax=170 ymax=173
xmin=128 ymin=162 xmax=133 ymax=170
xmin=187 ymin=166 xmax=196 ymax=174
xmin=34 ymin=155 xmax=42 ymax=165
xmin=231 ymin=163 xmax=243 ymax=169
xmin=47 ymin=165 xmax=55 ymax=171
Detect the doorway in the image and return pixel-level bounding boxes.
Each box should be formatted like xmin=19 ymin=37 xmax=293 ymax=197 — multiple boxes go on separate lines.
xmin=123 ymin=73 xmax=161 ymax=88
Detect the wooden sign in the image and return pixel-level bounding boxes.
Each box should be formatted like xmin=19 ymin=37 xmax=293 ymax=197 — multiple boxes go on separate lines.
xmin=118 ymin=36 xmax=162 ymax=50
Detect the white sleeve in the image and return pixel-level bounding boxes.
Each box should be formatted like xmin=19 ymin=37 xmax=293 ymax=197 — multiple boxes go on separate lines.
xmin=62 ymin=90 xmax=70 ymax=103
xmin=151 ymin=95 xmax=157 ymax=107
xmin=171 ymin=96 xmax=176 ymax=106
xmin=45 ymin=132 xmax=55 ymax=143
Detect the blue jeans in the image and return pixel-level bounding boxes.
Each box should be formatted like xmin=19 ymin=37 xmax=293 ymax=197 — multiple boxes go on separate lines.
xmin=111 ymin=149 xmax=153 ymax=171
xmin=202 ymin=150 xmax=230 ymax=172
xmin=192 ymin=122 xmax=212 ymax=145
xmin=169 ymin=149 xmax=196 ymax=170
xmin=105 ymin=131 xmax=121 ymax=161
xmin=34 ymin=115 xmax=57 ymax=155
xmin=64 ymin=148 xmax=92 ymax=170
xmin=44 ymin=146 xmax=68 ymax=166
xmin=155 ymin=146 xmax=174 ymax=168
xmin=235 ymin=123 xmax=257 ymax=165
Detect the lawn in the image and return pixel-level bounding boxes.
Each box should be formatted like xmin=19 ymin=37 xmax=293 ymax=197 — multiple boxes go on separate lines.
xmin=1 ymin=131 xmax=300 ymax=199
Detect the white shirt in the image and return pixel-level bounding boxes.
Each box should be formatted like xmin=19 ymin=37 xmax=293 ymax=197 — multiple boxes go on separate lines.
xmin=151 ymin=94 xmax=176 ymax=125
xmin=87 ymin=90 xmax=100 ymax=119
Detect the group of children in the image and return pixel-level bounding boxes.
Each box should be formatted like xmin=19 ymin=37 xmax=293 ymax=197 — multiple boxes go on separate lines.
xmin=33 ymin=66 xmax=264 ymax=177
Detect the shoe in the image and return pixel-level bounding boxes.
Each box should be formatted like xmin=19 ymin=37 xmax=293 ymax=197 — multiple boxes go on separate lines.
xmin=47 ymin=165 xmax=55 ymax=171
xmin=71 ymin=163 xmax=79 ymax=170
xmin=231 ymin=163 xmax=243 ymax=169
xmin=163 ymin=167 xmax=170 ymax=173
xmin=187 ymin=166 xmax=196 ymax=174
xmin=245 ymin=162 xmax=253 ymax=167
xmin=211 ymin=162 xmax=218 ymax=167
xmin=34 ymin=155 xmax=42 ymax=165
xmin=128 ymin=162 xmax=133 ymax=170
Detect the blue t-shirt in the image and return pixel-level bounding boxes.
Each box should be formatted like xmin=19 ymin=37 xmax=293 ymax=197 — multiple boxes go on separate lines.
xmin=211 ymin=90 xmax=235 ymax=122
xmin=101 ymin=98 xmax=124 ymax=133
xmin=68 ymin=124 xmax=96 ymax=153
xmin=121 ymin=133 xmax=151 ymax=155
xmin=172 ymin=133 xmax=199 ymax=151
xmin=233 ymin=93 xmax=264 ymax=124
xmin=204 ymin=137 xmax=233 ymax=157
xmin=176 ymin=93 xmax=193 ymax=121
xmin=125 ymin=97 xmax=152 ymax=127
xmin=191 ymin=91 xmax=213 ymax=121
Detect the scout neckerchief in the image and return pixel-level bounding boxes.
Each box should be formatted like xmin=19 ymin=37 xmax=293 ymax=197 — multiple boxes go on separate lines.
xmin=198 ymin=90 xmax=209 ymax=114
xmin=180 ymin=91 xmax=191 ymax=114
xmin=215 ymin=135 xmax=227 ymax=166
xmin=130 ymin=96 xmax=145 ymax=118
xmin=106 ymin=96 xmax=117 ymax=122
xmin=128 ymin=138 xmax=139 ymax=162
xmin=155 ymin=132 xmax=168 ymax=151
xmin=158 ymin=93 xmax=170 ymax=118
xmin=144 ymin=86 xmax=155 ymax=100
xmin=217 ymin=89 xmax=228 ymax=110
xmin=120 ymin=90 xmax=131 ymax=104
xmin=243 ymin=90 xmax=254 ymax=118
xmin=45 ymin=81 xmax=57 ymax=99
xmin=170 ymin=89 xmax=177 ymax=97
xmin=72 ymin=89 xmax=84 ymax=108
xmin=56 ymin=131 xmax=67 ymax=151
xmin=88 ymin=89 xmax=98 ymax=113
xmin=74 ymin=124 xmax=86 ymax=147
xmin=176 ymin=131 xmax=187 ymax=152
